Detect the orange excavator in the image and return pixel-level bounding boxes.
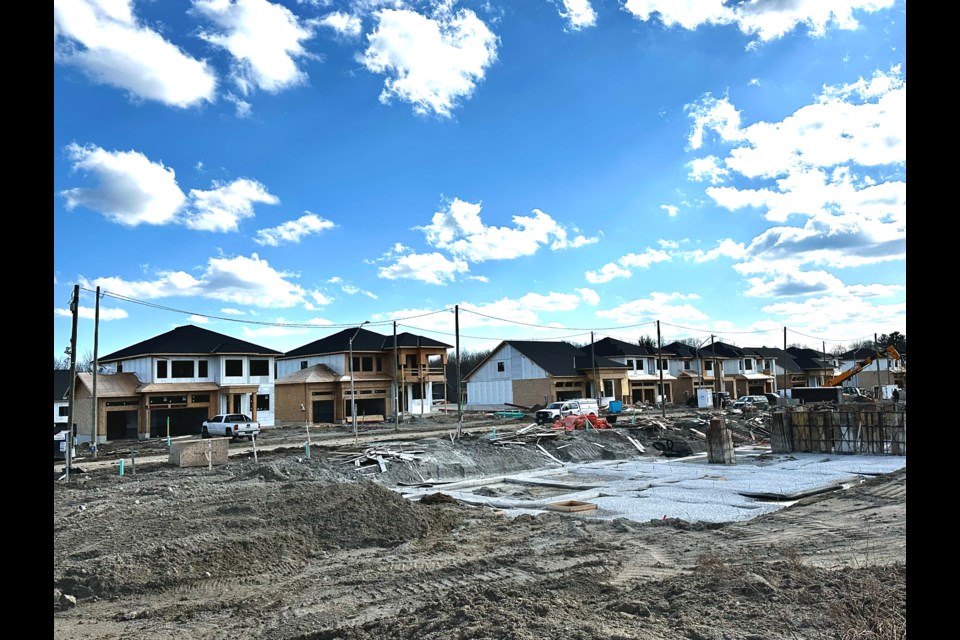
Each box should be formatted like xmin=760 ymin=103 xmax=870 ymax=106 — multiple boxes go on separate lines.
xmin=825 ymin=345 xmax=901 ymax=387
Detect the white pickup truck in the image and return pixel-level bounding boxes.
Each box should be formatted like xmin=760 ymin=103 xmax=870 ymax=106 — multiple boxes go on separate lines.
xmin=202 ymin=413 xmax=260 ymax=440
xmin=535 ymin=399 xmax=600 ymax=425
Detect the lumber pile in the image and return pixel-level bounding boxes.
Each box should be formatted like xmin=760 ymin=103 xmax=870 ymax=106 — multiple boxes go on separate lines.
xmin=330 ymin=443 xmax=424 ymax=471
xmin=487 ymin=423 xmax=562 ymax=446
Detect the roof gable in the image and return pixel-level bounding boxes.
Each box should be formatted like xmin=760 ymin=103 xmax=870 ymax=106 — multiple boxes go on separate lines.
xmin=100 ymin=325 xmax=281 ymax=361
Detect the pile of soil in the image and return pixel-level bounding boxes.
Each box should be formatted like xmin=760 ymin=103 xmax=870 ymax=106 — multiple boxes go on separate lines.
xmin=54 ymin=419 xmax=906 ymax=640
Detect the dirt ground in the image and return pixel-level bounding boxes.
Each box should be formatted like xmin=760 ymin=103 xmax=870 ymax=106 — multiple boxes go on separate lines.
xmin=53 ymin=409 xmax=906 ymax=640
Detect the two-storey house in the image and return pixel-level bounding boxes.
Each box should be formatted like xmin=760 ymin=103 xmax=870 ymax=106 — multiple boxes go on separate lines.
xmin=590 ymin=337 xmax=673 ymax=405
xmin=274 ymin=328 xmax=451 ymax=425
xmin=72 ymin=325 xmax=282 ymax=443
xmin=462 ymin=340 xmax=626 ymax=410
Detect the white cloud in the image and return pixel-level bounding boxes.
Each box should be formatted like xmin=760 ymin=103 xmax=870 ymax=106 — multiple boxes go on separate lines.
xmin=225 ymin=92 xmax=253 ymax=118
xmin=359 ymin=6 xmax=498 ymax=117
xmin=316 ymin=10 xmax=362 ymax=36
xmin=760 ymin=295 xmax=905 ymax=339
xmin=660 ymin=204 xmax=679 ymax=217
xmin=685 ymin=95 xmax=744 ymax=151
xmin=377 ymin=251 xmax=470 ymax=285
xmin=54 ymin=0 xmax=217 ymax=108
xmin=622 ymin=0 xmax=894 ymax=45
xmin=576 ymin=288 xmax=600 ymax=305
xmin=193 ymin=0 xmax=315 ymax=95
xmin=682 ymin=238 xmax=748 ymax=264
xmin=339 ymin=283 xmax=378 ymax=299
xmin=254 ymin=212 xmax=336 ymax=246
xmin=53 ymin=304 xmax=129 ymax=321
xmin=221 ymin=308 xmax=246 ymax=315
xmin=585 ymin=248 xmax=672 ymax=283
xmin=79 ymin=253 xmax=307 ymax=308
xmin=741 ymin=270 xmax=845 ymax=298
xmin=686 ymin=156 xmax=729 ymax=184
xmin=61 ymin=143 xmax=187 ymax=226
xmin=596 ymin=292 xmax=707 ymax=325
xmin=556 ymin=0 xmax=597 ymax=31
xmin=184 ymin=178 xmax=280 ymax=232
xmin=308 ymin=290 xmax=334 ymax=306
xmin=419 ymin=198 xmax=599 ymax=263
xmin=189 ymin=314 xmax=211 ymax=323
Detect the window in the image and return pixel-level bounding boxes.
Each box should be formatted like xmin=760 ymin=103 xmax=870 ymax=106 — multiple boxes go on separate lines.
xmin=744 ymin=359 xmax=753 ymax=371
xmin=250 ymin=359 xmax=269 ymax=376
xmin=704 ymin=361 xmax=714 ymax=372
xmin=172 ymin=360 xmax=194 ymax=378
xmin=117 ymin=363 xmax=123 ymax=373
xmin=58 ymin=406 xmax=69 ymax=417
xmin=301 ymin=360 xmax=308 ymax=370
xmin=191 ymin=394 xmax=210 ymax=403
xmin=657 ymin=359 xmax=668 ymax=370
xmin=149 ymin=395 xmax=187 ymax=405
xmin=198 ymin=360 xmax=208 ymax=377
xmin=352 ymin=356 xmax=376 ymax=372
xmin=376 ymin=356 xmax=383 ymax=372
xmin=626 ymin=359 xmax=635 ymax=369
xmin=683 ymin=359 xmax=691 ymax=369
xmin=497 ymin=362 xmax=505 ymax=372
xmin=764 ymin=359 xmax=773 ymax=370
xmin=225 ymin=359 xmax=243 ymax=376
xmin=256 ymin=394 xmax=270 ymax=411
xmin=157 ymin=360 xmax=168 ymax=378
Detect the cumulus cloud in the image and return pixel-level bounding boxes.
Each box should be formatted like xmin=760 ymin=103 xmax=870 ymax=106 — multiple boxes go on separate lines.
xmin=660 ymin=204 xmax=679 ymax=217
xmin=193 ymin=0 xmax=315 ymax=95
xmin=684 ymin=68 xmax=905 ymax=289
xmin=759 ymin=295 xmax=905 ymax=339
xmin=596 ymin=291 xmax=708 ymax=325
xmin=681 ymin=238 xmax=748 ymax=264
xmin=419 ymin=198 xmax=599 ymax=263
xmin=54 ymin=0 xmax=217 ymax=108
xmin=378 ymin=251 xmax=470 ymax=285
xmin=555 ymin=0 xmax=597 ymax=31
xmin=622 ymin=0 xmax=894 ymax=46
xmin=359 ymin=6 xmax=498 ymax=117
xmin=316 ymin=10 xmax=362 ymax=36
xmin=78 ymin=253 xmax=307 ymax=308
xmin=184 ymin=178 xmax=280 ymax=232
xmin=61 ymin=143 xmax=283 ymax=232
xmin=585 ymin=249 xmax=672 ymax=284
xmin=61 ymin=143 xmax=187 ymax=226
xmin=254 ymin=212 xmax=336 ymax=246
xmin=53 ymin=304 xmax=129 ymax=321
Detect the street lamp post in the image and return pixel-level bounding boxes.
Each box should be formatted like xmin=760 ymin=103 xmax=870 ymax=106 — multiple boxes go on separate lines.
xmin=349 ymin=321 xmax=369 ymax=444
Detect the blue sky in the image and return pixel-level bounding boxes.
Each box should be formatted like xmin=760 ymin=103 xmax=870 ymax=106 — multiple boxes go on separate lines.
xmin=53 ymin=0 xmax=906 ymax=361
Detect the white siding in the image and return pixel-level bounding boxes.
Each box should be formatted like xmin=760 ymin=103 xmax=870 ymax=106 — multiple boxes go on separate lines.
xmin=466 ymin=379 xmax=513 ymax=406
xmin=276 ymin=354 xmax=344 ymax=379
xmin=123 ymin=357 xmax=152 ymax=381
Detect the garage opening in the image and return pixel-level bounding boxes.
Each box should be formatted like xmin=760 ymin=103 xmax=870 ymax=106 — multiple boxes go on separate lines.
xmin=312 ymin=400 xmax=334 ymax=423
xmin=346 ymin=398 xmax=386 ymax=421
xmin=106 ymin=410 xmax=138 ymax=441
xmin=150 ymin=408 xmax=209 ymax=438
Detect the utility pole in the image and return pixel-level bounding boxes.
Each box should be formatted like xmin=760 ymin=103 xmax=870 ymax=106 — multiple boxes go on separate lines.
xmin=455 ymin=305 xmax=462 ymax=439
xmin=657 ymin=321 xmax=665 ymax=418
xmin=782 ymin=327 xmax=787 ymax=396
xmin=710 ymin=334 xmax=718 ymax=407
xmin=874 ymin=333 xmax=882 ymax=397
xmin=349 ymin=321 xmax=369 ymax=444
xmin=65 ymin=285 xmax=79 ymax=480
xmin=91 ymin=286 xmax=100 ymax=457
xmin=393 ymin=321 xmax=399 ymax=431
xmin=591 ymin=331 xmax=597 ymax=401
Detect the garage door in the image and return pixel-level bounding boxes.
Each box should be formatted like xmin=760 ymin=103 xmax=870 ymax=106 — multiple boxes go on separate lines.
xmin=312 ymin=400 xmax=334 ymax=423
xmin=150 ymin=408 xmax=209 ymax=438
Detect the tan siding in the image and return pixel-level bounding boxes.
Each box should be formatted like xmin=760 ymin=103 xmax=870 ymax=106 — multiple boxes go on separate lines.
xmin=512 ymin=379 xmax=553 ymax=408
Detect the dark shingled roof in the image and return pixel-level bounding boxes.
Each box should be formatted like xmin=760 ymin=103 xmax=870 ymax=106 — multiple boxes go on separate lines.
xmin=505 ymin=340 xmax=626 ymax=377
xmin=53 ymin=369 xmax=72 ymax=402
xmin=591 ymin=337 xmax=658 ymax=358
xmin=283 ymin=328 xmax=451 ymax=358
xmin=100 ymin=325 xmax=282 ymax=361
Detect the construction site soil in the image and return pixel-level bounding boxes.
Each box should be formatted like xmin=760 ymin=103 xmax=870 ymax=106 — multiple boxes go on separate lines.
xmin=54 ymin=409 xmax=907 ymax=640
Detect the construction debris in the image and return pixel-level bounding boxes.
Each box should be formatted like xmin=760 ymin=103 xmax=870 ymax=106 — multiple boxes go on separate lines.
xmin=330 ymin=443 xmax=424 ymax=471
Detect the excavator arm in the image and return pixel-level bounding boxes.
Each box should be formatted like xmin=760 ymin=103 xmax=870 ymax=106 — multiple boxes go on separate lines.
xmin=825 ymin=345 xmax=900 ymax=387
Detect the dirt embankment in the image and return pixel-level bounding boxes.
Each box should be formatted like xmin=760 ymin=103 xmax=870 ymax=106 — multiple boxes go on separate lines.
xmin=54 ymin=416 xmax=906 ymax=640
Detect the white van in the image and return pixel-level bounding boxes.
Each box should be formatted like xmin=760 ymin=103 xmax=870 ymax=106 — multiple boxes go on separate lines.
xmin=535 ymin=398 xmax=601 ymax=425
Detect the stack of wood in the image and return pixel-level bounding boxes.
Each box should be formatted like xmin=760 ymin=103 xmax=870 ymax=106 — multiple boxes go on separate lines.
xmin=487 ymin=423 xmax=563 ymax=446
xmin=330 ymin=443 xmax=424 ymax=472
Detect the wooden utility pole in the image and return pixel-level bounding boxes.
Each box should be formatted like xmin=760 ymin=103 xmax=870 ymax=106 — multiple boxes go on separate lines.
xmin=393 ymin=321 xmax=399 ymax=431
xmin=657 ymin=321 xmax=665 ymax=418
xmin=455 ymin=305 xmax=462 ymax=438
xmin=782 ymin=327 xmax=787 ymax=395
xmin=65 ymin=285 xmax=79 ymax=480
xmin=91 ymin=286 xmax=100 ymax=456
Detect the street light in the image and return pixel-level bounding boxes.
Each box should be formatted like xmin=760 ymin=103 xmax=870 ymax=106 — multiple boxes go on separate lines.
xmin=349 ymin=321 xmax=369 ymax=443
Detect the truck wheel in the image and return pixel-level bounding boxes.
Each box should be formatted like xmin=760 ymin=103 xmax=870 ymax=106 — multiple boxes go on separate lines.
xmin=201 ymin=426 xmax=210 ymax=439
